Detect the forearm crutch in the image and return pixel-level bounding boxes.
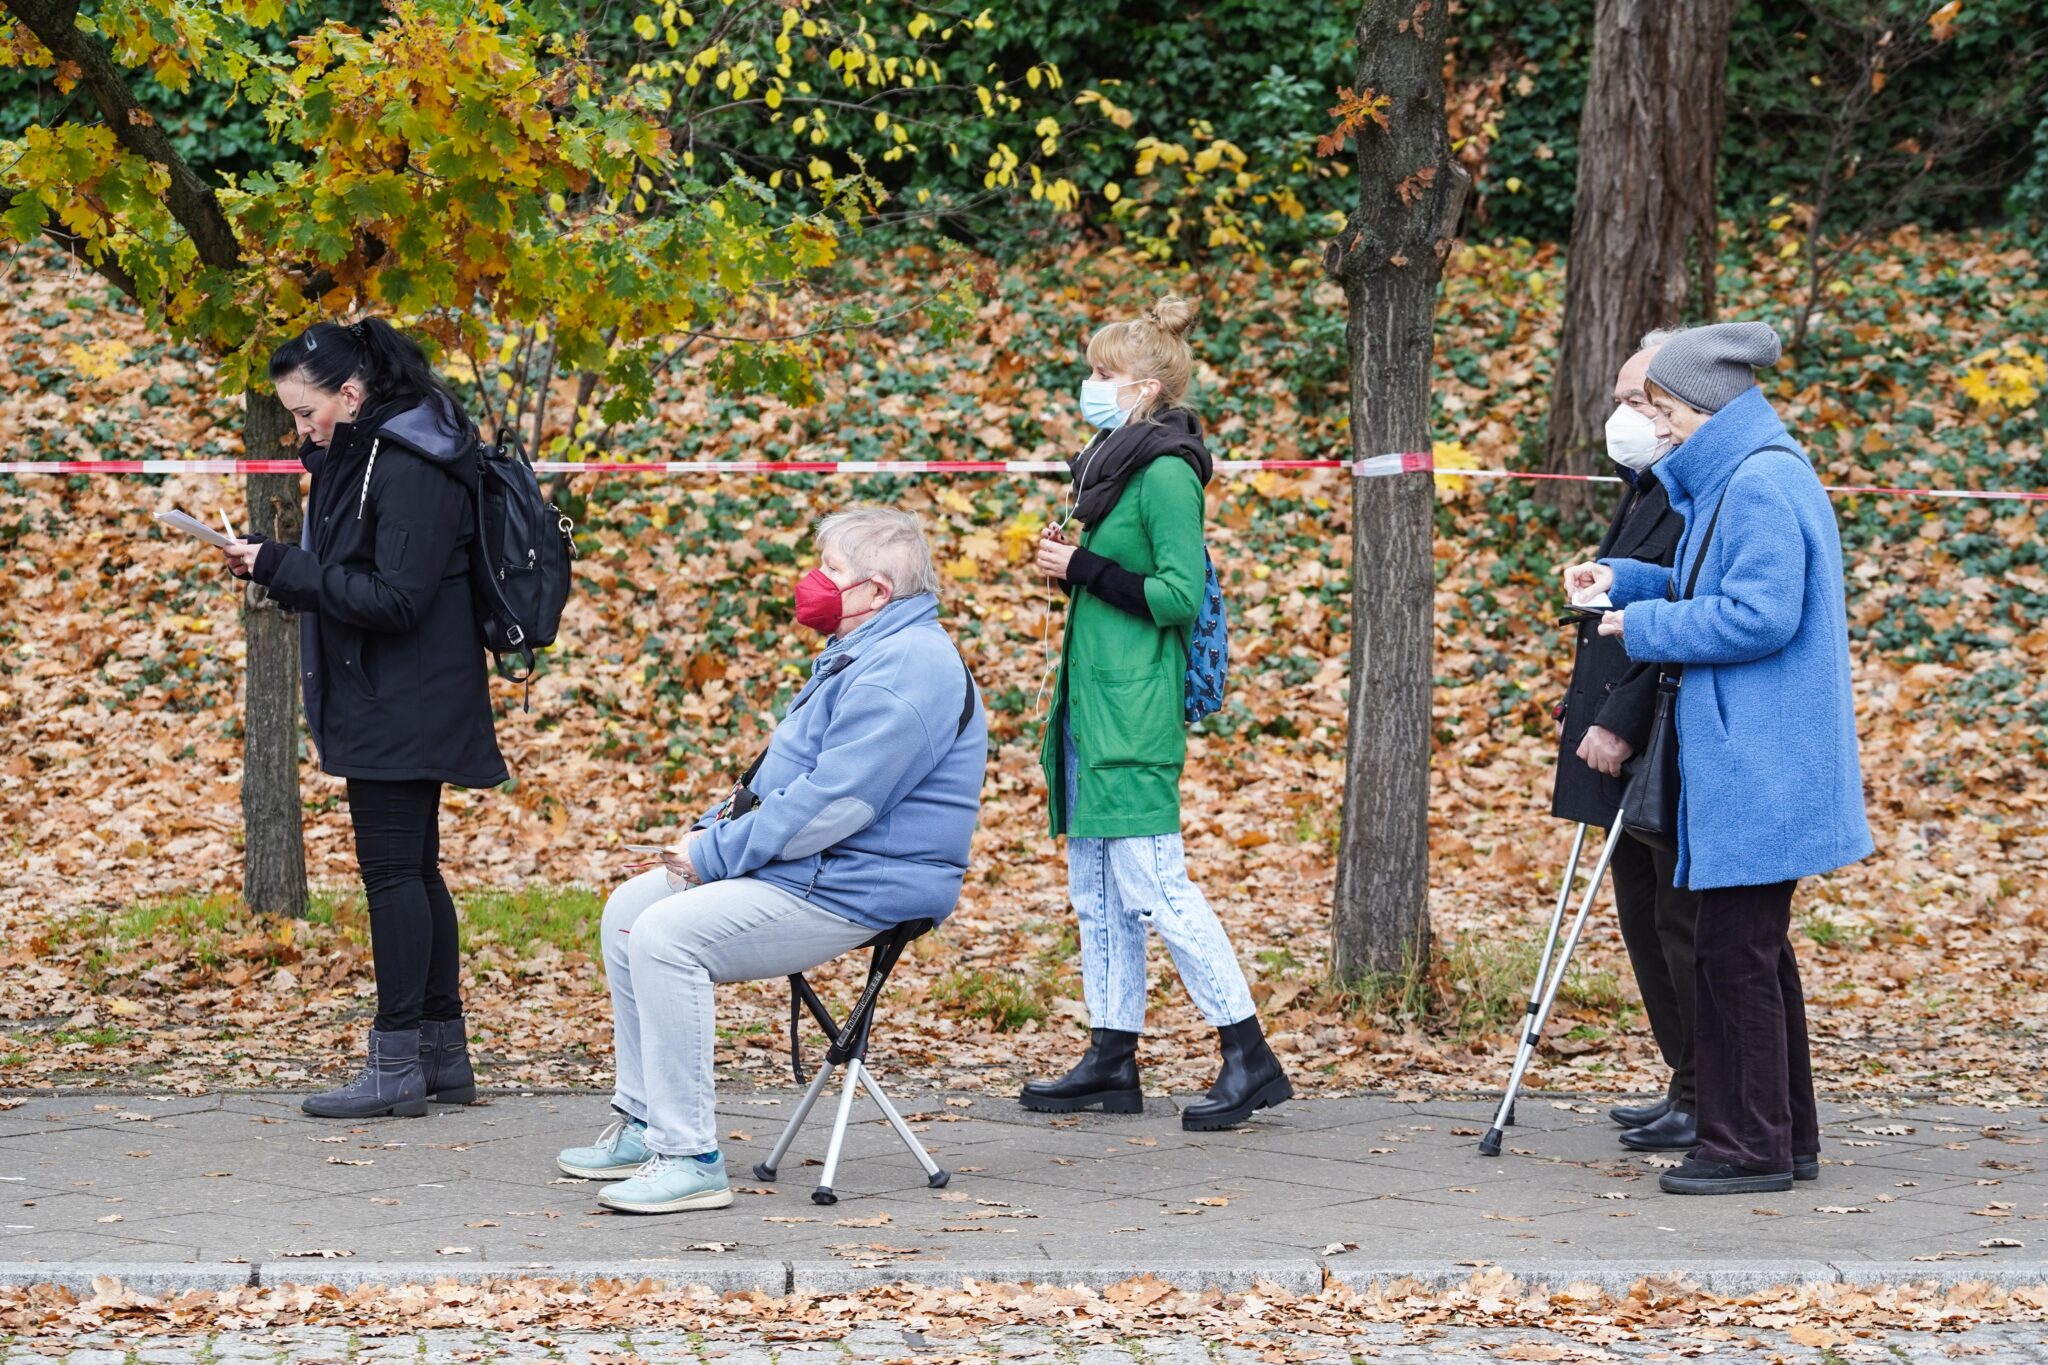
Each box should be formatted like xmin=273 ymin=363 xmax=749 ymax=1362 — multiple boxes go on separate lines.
xmin=1477 ymin=811 xmax=1626 ymax=1158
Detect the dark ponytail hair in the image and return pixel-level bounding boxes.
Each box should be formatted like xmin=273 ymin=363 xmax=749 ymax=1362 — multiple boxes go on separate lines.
xmin=268 ymin=318 xmax=474 ymax=442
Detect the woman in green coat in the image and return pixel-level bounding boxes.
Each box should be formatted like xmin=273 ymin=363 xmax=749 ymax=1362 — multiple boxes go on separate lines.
xmin=1018 ymin=295 xmax=1292 ymax=1131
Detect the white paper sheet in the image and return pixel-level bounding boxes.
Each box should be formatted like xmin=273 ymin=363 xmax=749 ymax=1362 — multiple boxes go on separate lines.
xmin=154 ymin=507 xmax=236 ymax=549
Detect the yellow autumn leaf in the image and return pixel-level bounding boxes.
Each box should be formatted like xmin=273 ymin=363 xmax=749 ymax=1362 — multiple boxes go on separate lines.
xmin=956 ymin=529 xmax=1001 ymax=564
xmin=1002 ymin=515 xmax=1046 ymax=562
xmin=1432 ymin=439 xmax=1480 ymax=494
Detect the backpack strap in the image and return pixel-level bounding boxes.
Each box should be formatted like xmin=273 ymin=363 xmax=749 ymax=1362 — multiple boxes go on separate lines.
xmin=955 ymin=660 xmax=977 ymax=739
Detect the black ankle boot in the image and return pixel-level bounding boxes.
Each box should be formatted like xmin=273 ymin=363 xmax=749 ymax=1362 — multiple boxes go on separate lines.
xmin=1019 ymin=1029 xmax=1142 ymax=1114
xmin=303 ymin=1027 xmax=429 ymax=1120
xmin=1181 ymin=1016 xmax=1293 ymax=1131
xmin=420 ymin=1016 xmax=478 ymax=1105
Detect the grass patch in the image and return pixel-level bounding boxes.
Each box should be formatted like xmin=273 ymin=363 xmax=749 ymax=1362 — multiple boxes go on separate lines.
xmin=1801 ymin=912 xmax=1873 ymax=951
xmin=1033 ymin=921 xmax=1079 ymax=967
xmin=54 ymin=1026 xmax=130 ymax=1047
xmin=97 ymin=884 xmax=600 ymax=972
xmin=1256 ymin=945 xmax=1305 ymax=976
xmin=458 ymin=884 xmax=605 ymax=958
xmin=933 ymin=967 xmax=1046 ymax=1031
xmin=1325 ymin=928 xmax=1624 ymax=1041
xmin=113 ymin=891 xmax=240 ymax=945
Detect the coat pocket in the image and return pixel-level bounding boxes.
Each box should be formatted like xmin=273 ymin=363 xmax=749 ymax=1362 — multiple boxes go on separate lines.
xmin=1078 ymin=663 xmax=1182 ymax=767
xmin=327 ymin=622 xmax=380 ymax=701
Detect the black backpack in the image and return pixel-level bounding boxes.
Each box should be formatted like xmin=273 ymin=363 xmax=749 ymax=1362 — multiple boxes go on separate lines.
xmin=469 ymin=432 xmax=576 ymax=687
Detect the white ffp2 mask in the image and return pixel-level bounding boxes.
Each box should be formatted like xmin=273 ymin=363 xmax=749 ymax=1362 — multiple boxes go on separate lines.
xmin=1605 ymin=404 xmax=1664 ymax=472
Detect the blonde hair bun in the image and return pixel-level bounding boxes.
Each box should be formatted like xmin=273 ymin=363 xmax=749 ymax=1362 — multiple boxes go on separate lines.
xmin=1086 ymin=294 xmax=1199 ymax=420
xmin=1145 ymin=295 xmax=1197 ymax=339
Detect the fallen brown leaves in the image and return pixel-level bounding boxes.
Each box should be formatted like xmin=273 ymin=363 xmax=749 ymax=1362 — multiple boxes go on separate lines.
xmin=0 ymin=233 xmax=2043 ymax=1105
xmin=6 ymin=1270 xmax=2048 ymax=1343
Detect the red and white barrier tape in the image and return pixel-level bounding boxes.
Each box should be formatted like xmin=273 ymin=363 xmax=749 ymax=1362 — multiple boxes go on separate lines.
xmin=2 ymin=451 xmax=2043 ymax=502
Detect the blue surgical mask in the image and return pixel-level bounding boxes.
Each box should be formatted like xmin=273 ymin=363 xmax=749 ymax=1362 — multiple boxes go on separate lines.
xmin=1079 ymin=377 xmax=1142 ymax=431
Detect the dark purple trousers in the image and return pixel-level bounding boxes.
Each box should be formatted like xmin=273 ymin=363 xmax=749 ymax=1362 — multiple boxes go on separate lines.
xmin=1691 ymin=878 xmax=1820 ymax=1174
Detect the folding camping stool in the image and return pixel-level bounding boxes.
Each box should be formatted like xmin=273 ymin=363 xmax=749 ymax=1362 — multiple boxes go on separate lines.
xmin=752 ymin=917 xmax=948 ymax=1205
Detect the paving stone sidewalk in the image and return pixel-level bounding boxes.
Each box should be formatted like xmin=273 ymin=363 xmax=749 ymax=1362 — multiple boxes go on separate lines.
xmin=11 ymin=1324 xmax=2048 ymax=1365
xmin=0 ymin=1089 xmax=2044 ymax=1294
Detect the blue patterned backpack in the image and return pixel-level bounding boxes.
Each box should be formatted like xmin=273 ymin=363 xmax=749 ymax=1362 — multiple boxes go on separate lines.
xmin=1184 ymin=549 xmax=1228 ymax=722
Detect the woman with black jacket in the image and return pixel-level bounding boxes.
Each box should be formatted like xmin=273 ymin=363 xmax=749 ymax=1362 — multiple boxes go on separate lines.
xmin=224 ymin=318 xmax=507 ymax=1120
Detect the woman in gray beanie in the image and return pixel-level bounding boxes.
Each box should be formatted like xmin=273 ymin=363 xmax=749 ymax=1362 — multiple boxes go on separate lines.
xmin=1563 ymin=319 xmax=1872 ymax=1196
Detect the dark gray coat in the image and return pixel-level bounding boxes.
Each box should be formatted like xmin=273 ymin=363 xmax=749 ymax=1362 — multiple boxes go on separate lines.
xmin=1550 ymin=471 xmax=1682 ymax=826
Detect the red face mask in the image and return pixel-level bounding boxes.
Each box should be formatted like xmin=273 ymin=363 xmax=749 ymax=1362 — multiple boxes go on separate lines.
xmin=795 ymin=568 xmax=882 ymax=634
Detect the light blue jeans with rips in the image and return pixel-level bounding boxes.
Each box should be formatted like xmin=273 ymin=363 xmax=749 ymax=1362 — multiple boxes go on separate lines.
xmin=1063 ymin=717 xmax=1256 ymax=1033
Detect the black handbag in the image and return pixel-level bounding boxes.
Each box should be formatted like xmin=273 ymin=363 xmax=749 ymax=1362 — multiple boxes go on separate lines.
xmin=1621 ymin=674 xmax=1683 ymax=850
xmin=1617 ymin=447 xmax=1790 ymax=849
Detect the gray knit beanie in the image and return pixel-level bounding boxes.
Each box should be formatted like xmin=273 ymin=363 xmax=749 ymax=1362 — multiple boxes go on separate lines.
xmin=1645 ymin=321 xmax=1783 ymax=413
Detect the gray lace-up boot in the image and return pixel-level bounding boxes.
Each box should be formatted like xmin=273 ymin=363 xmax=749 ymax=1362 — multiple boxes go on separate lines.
xmin=420 ymin=1016 xmax=478 ymax=1105
xmin=302 ymin=1027 xmax=429 ymax=1119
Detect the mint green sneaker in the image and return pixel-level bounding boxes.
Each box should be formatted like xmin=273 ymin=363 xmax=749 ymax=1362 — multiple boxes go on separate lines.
xmin=597 ymin=1152 xmax=733 ymax=1214
xmin=556 ymin=1115 xmax=650 ymax=1180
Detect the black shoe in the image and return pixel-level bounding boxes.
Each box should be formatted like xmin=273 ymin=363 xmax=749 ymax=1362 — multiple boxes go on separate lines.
xmin=1658 ymin=1155 xmax=1793 ymax=1195
xmin=303 ymin=1027 xmax=429 ymax=1119
xmin=1608 ymin=1096 xmax=1673 ymax=1129
xmin=1619 ymin=1107 xmax=1698 ymax=1152
xmin=1181 ymin=1017 xmax=1294 ymax=1132
xmin=1795 ymin=1152 xmax=1819 ymax=1182
xmin=420 ymin=1016 xmax=478 ymax=1105
xmin=1019 ymin=1029 xmax=1142 ymax=1114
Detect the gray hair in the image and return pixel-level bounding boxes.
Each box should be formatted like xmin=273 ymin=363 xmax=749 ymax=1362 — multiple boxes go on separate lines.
xmin=1639 ymin=326 xmax=1686 ymax=350
xmin=814 ymin=506 xmax=941 ymax=599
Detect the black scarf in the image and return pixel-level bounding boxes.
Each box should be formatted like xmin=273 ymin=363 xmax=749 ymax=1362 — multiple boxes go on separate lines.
xmin=1067 ymin=407 xmax=1214 ymax=527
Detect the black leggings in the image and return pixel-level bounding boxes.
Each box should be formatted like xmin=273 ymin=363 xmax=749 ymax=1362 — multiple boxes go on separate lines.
xmin=346 ymin=778 xmax=462 ymax=1033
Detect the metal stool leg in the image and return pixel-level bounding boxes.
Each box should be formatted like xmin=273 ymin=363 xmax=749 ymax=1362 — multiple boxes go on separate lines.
xmin=812 ymin=1058 xmax=867 ymax=1205
xmin=1479 ymin=816 xmax=1626 ymax=1157
xmin=755 ymin=1060 xmax=837 ymax=1182
xmin=859 ymin=1068 xmax=949 ymax=1188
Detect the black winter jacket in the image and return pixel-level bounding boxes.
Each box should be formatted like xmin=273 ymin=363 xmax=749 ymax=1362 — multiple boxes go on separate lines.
xmin=1550 ymin=470 xmax=1682 ymax=826
xmin=251 ymin=399 xmax=508 ymax=789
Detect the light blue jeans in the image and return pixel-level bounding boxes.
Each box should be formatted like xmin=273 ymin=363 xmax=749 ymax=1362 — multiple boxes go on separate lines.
xmin=1063 ymin=718 xmax=1256 ymax=1033
xmin=600 ymin=869 xmax=875 ymax=1157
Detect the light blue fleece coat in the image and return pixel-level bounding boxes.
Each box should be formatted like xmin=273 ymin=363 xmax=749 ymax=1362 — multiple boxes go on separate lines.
xmin=1603 ymin=386 xmax=1874 ymax=892
xmin=690 ymin=594 xmax=987 ymax=930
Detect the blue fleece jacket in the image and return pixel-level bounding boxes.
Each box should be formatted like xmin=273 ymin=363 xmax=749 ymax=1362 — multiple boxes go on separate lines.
xmin=1603 ymin=386 xmax=1874 ymax=891
xmin=689 ymin=595 xmax=987 ymax=929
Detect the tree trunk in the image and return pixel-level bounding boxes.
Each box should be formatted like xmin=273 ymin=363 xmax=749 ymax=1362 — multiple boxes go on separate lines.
xmin=240 ymin=392 xmax=308 ymax=918
xmin=1538 ymin=0 xmax=1736 ymax=522
xmin=1326 ymin=1 xmax=1470 ymax=982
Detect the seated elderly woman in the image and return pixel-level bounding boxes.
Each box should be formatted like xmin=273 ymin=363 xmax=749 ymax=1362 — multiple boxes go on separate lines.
xmin=557 ymin=507 xmax=986 ymax=1215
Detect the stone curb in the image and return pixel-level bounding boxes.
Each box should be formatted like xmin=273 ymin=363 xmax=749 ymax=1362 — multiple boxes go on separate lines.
xmin=255 ymin=1260 xmax=791 ymax=1294
xmin=787 ymin=1259 xmax=1325 ymax=1295
xmin=0 ymin=1264 xmax=258 ymax=1295
xmin=5 ymin=1258 xmax=2046 ymax=1298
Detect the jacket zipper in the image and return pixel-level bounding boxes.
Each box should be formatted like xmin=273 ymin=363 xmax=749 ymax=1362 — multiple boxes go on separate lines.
xmin=356 ymin=438 xmax=380 ymax=520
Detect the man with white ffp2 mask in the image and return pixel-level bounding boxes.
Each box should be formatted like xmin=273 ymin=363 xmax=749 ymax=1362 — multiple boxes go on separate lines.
xmin=1549 ymin=331 xmax=1705 ymax=1157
